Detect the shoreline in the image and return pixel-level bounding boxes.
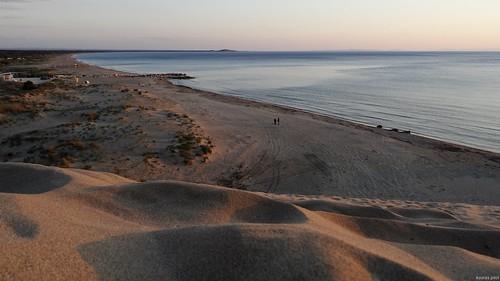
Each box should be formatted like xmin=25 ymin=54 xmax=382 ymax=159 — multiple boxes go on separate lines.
xmin=175 ymin=82 xmax=500 ymax=155
xmin=73 ymin=54 xmax=500 ymax=157
xmin=2 ymin=53 xmax=500 ymax=205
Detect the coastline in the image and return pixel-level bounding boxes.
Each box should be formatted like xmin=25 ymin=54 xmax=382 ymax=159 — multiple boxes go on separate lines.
xmin=75 ymin=52 xmax=500 ymax=153
xmin=2 ymin=53 xmax=500 ymax=204
xmin=2 ymin=52 xmax=500 ymax=281
xmin=67 ymin=53 xmax=500 ymax=203
xmin=174 ymin=83 xmax=500 ymax=155
xmin=74 ymin=54 xmax=500 ymax=157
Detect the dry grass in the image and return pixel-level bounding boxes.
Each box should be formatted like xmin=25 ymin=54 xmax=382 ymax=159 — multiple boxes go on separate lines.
xmin=33 ymin=139 xmax=91 ymax=168
xmin=0 ymin=102 xmax=29 ymax=114
xmin=0 ymin=113 xmax=8 ymax=124
xmin=59 ymin=156 xmax=74 ymax=168
xmin=200 ymin=145 xmax=212 ymax=155
xmin=0 ymin=81 xmax=23 ymax=95
xmin=173 ymin=131 xmax=214 ymax=165
xmin=82 ymin=112 xmax=99 ymax=122
xmin=57 ymin=139 xmax=86 ymax=150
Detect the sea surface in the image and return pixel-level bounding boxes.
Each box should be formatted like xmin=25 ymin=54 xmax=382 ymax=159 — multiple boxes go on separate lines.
xmin=76 ymin=51 xmax=500 ymax=153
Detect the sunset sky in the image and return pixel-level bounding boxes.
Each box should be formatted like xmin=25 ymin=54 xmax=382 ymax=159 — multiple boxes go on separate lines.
xmin=1 ymin=0 xmax=500 ymax=50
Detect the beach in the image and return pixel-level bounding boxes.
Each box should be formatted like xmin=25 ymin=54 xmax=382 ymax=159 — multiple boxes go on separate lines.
xmin=76 ymin=51 xmax=500 ymax=153
xmin=24 ymin=54 xmax=500 ymax=204
xmin=1 ymin=53 xmax=500 ymax=280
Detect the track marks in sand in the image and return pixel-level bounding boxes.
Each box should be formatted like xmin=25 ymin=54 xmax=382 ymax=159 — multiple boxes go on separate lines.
xmin=229 ymin=125 xmax=285 ymax=192
xmin=304 ymin=153 xmax=332 ymax=177
xmin=263 ymin=125 xmax=283 ymax=193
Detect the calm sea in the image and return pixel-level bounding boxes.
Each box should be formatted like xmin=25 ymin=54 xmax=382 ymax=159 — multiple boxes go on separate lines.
xmin=76 ymin=51 xmax=500 ymax=153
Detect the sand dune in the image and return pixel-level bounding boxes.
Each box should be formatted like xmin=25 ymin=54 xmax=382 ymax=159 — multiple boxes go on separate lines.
xmin=1 ymin=162 xmax=499 ymax=280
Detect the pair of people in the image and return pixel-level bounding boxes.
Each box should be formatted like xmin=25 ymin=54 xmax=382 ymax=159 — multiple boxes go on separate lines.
xmin=273 ymin=117 xmax=280 ymax=125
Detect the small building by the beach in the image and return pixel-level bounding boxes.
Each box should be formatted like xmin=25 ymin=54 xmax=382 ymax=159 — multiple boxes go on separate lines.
xmin=55 ymin=74 xmax=73 ymax=79
xmin=1 ymin=72 xmax=14 ymax=81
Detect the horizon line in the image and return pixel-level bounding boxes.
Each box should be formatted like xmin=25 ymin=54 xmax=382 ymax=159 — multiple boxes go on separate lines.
xmin=1 ymin=48 xmax=500 ymax=53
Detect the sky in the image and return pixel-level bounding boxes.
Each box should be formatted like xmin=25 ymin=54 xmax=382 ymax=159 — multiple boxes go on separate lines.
xmin=1 ymin=0 xmax=500 ymax=51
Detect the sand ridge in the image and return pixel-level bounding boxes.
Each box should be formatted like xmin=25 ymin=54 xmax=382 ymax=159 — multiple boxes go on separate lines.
xmin=1 ymin=162 xmax=499 ymax=281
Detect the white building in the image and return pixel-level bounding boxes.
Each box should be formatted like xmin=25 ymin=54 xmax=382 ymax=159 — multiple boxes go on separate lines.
xmin=1 ymin=73 xmax=14 ymax=81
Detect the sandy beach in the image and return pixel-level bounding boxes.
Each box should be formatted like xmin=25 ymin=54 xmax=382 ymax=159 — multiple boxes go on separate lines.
xmin=4 ymin=54 xmax=498 ymax=204
xmin=1 ymin=53 xmax=500 ymax=280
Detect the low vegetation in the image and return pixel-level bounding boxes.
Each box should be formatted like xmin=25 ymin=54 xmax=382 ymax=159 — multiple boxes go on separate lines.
xmin=82 ymin=112 xmax=99 ymax=122
xmin=1 ymin=51 xmax=217 ymax=181
xmin=170 ymin=131 xmax=214 ymax=165
xmin=0 ymin=50 xmax=72 ymax=68
xmin=0 ymin=102 xmax=30 ymax=114
xmin=22 ymin=81 xmax=37 ymax=91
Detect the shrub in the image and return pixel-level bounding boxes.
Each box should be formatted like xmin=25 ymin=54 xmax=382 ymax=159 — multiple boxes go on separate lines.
xmin=0 ymin=102 xmax=28 ymax=114
xmin=59 ymin=139 xmax=85 ymax=150
xmin=200 ymin=145 xmax=212 ymax=155
xmin=22 ymin=81 xmax=37 ymax=90
xmin=0 ymin=113 xmax=7 ymax=124
xmin=82 ymin=112 xmax=99 ymax=122
xmin=59 ymin=156 xmax=73 ymax=168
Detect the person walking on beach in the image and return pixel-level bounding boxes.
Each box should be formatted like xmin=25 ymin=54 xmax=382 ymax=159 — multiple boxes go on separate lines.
xmin=274 ymin=118 xmax=277 ymax=125
xmin=277 ymin=117 xmax=280 ymax=125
